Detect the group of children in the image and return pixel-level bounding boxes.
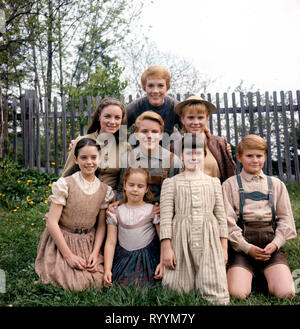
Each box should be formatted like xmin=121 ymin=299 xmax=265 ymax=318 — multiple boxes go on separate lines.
xmin=35 ymin=117 xmax=297 ymax=305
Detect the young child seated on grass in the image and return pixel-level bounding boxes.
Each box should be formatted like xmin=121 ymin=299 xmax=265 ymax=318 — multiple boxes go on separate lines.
xmin=222 ymin=134 xmax=297 ymax=299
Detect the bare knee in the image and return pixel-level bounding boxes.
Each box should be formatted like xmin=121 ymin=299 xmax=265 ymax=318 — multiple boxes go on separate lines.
xmin=228 ymin=286 xmax=251 ymax=300
xmin=265 ymin=264 xmax=295 ymax=299
xmin=227 ymin=266 xmax=252 ymax=300
xmin=269 ymin=285 xmax=295 ymax=299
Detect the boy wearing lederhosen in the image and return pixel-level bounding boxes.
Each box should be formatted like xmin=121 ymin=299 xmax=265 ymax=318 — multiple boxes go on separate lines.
xmin=222 ymin=134 xmax=297 ymax=299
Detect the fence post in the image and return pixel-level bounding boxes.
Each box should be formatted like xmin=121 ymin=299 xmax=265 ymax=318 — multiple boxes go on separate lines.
xmin=79 ymin=96 xmax=84 ymax=136
xmin=44 ymin=97 xmax=50 ymax=173
xmin=265 ymin=92 xmax=272 ymax=175
xmin=248 ymin=92 xmax=254 ymax=134
xmin=28 ymin=98 xmax=34 ymax=168
xmin=240 ymin=93 xmax=246 ymax=137
xmin=256 ymin=92 xmax=264 ymax=138
xmin=232 ymin=92 xmax=240 ymax=174
xmin=12 ymin=98 xmax=17 ymax=162
xmin=21 ymin=95 xmax=27 ymax=166
xmin=215 ymin=93 xmax=221 ymax=136
xmin=224 ymin=93 xmax=230 ymax=144
xmin=273 ymin=91 xmax=284 ymax=180
xmin=53 ymin=97 xmax=59 ymax=174
xmin=61 ymin=96 xmax=67 ymax=165
xmin=35 ymin=97 xmax=41 ymax=171
xmin=22 ymin=90 xmax=35 ymax=168
xmin=288 ymin=91 xmax=300 ymax=183
xmin=280 ymin=91 xmax=292 ymax=182
xmin=207 ymin=93 xmax=213 ymax=134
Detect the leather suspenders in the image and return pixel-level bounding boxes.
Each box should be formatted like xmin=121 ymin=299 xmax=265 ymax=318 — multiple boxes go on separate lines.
xmin=236 ymin=174 xmax=277 ymax=232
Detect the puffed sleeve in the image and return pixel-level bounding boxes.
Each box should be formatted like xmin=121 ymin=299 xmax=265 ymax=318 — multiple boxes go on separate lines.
xmin=106 ymin=211 xmax=118 ymax=226
xmin=100 ymin=185 xmax=115 ymax=209
xmin=48 ymin=177 xmax=68 ymax=205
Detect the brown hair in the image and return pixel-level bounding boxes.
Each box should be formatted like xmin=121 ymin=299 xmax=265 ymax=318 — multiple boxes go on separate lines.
xmin=121 ymin=167 xmax=154 ymax=204
xmin=69 ymin=138 xmax=101 ymax=177
xmin=134 ymin=111 xmax=164 ymax=133
xmin=237 ymin=134 xmax=267 ymax=156
xmin=141 ymin=65 xmax=171 ymax=91
xmin=87 ymin=97 xmax=127 ymax=143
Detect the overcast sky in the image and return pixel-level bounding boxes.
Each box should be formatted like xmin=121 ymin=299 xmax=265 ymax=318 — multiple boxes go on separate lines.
xmin=140 ymin=0 xmax=300 ymax=94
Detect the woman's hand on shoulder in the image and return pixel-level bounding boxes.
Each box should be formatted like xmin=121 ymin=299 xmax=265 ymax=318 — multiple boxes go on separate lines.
xmin=226 ymin=143 xmax=232 ymax=154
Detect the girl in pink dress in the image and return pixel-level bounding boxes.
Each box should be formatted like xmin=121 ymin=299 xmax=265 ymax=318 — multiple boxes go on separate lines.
xmin=104 ymin=167 xmax=163 ymax=287
xmin=35 ymin=138 xmax=114 ymax=291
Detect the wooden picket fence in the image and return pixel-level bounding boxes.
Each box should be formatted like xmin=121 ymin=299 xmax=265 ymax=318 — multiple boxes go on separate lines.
xmin=2 ymin=89 xmax=300 ymax=183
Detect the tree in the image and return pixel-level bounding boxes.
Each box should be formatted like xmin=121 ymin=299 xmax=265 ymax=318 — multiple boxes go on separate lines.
xmin=66 ymin=61 xmax=128 ymax=109
xmin=0 ymin=0 xmax=146 ymax=102
xmin=120 ymin=32 xmax=216 ymax=98
xmin=0 ymin=0 xmax=38 ymax=98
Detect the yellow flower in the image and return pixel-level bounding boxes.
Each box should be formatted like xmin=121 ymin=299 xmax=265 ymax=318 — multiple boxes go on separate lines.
xmin=48 ymin=183 xmax=52 ymax=187
xmin=16 ymin=206 xmax=19 ymax=209
xmin=13 ymin=209 xmax=17 ymax=212
xmin=27 ymin=180 xmax=32 ymax=183
xmin=2 ymin=194 xmax=5 ymax=197
xmin=44 ymin=200 xmax=48 ymax=204
xmin=26 ymin=195 xmax=30 ymax=202
xmin=29 ymin=201 xmax=34 ymax=205
xmin=31 ymin=190 xmax=35 ymax=193
xmin=17 ymin=180 xmax=21 ymax=184
xmin=0 ymin=193 xmax=2 ymax=196
xmin=51 ymin=162 xmax=55 ymax=165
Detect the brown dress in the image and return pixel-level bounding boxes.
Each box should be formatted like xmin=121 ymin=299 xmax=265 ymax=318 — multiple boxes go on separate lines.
xmin=35 ymin=175 xmax=110 ymax=291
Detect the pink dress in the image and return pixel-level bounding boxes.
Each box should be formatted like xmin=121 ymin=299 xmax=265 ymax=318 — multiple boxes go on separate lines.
xmin=35 ymin=172 xmax=114 ymax=291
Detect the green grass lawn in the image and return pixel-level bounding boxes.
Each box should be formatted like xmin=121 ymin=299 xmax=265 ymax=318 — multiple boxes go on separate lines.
xmin=0 ymin=180 xmax=299 ymax=307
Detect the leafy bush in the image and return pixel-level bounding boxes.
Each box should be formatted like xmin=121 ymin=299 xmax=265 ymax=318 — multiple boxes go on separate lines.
xmin=0 ymin=158 xmax=59 ymax=212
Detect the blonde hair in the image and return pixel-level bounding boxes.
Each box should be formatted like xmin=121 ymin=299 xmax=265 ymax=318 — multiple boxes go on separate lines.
xmin=134 ymin=111 xmax=164 ymax=133
xmin=180 ymin=103 xmax=210 ymax=134
xmin=237 ymin=134 xmax=267 ymax=156
xmin=121 ymin=167 xmax=154 ymax=204
xmin=141 ymin=65 xmax=171 ymax=91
